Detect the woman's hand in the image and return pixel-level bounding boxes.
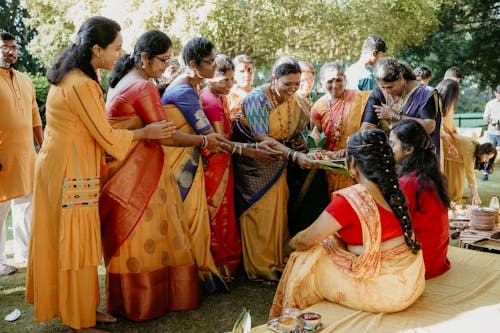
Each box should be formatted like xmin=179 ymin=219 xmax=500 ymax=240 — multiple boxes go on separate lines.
xmin=143 ymin=120 xmax=176 ymax=139
xmin=295 ymin=152 xmax=318 ymax=169
xmin=448 ymin=144 xmax=459 ymax=159
xmin=290 ymin=139 xmax=308 ymax=153
xmin=205 ymin=133 xmax=231 ymax=153
xmin=472 ymin=195 xmax=482 ymax=207
xmin=249 ymin=140 xmax=281 ymax=162
xmin=373 ymin=103 xmax=397 ymax=121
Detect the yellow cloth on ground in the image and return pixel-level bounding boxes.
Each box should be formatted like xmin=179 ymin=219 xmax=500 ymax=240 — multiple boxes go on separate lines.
xmin=252 ymin=246 xmax=500 ymax=333
xmin=0 ymin=68 xmax=42 ymax=201
xmin=25 ymin=70 xmax=133 ymax=329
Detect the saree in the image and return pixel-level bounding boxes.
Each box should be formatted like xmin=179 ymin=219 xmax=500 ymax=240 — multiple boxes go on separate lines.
xmin=100 ymin=81 xmax=199 ymax=321
xmin=200 ymin=90 xmax=242 ymax=278
xmin=232 ymin=88 xmax=310 ymax=281
xmin=311 ymin=90 xmax=370 ymax=193
xmin=161 ymin=84 xmax=223 ymax=291
xmin=270 ymin=184 xmax=425 ymax=318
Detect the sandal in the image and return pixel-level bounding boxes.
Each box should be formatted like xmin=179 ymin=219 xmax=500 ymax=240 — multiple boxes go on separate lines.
xmin=0 ymin=264 xmax=18 ymax=275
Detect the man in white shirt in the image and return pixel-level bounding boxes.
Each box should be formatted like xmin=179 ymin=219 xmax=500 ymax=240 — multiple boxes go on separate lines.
xmin=481 ymin=84 xmax=500 ymax=180
xmin=345 ymin=35 xmax=387 ymax=91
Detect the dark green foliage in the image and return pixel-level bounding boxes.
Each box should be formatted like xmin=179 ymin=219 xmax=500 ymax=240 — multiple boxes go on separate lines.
xmin=399 ymin=0 xmax=500 ymax=90
xmin=0 ymin=0 xmax=44 ymax=74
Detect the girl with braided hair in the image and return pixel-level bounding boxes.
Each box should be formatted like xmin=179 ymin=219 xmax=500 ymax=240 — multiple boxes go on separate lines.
xmin=390 ymin=119 xmax=451 ymax=279
xmin=270 ymin=129 xmax=424 ymax=318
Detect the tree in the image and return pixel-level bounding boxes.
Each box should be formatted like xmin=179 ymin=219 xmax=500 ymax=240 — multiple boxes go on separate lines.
xmin=22 ymin=0 xmax=445 ymax=69
xmin=1 ymin=0 xmax=43 ymax=73
xmin=399 ymin=0 xmax=500 ymax=89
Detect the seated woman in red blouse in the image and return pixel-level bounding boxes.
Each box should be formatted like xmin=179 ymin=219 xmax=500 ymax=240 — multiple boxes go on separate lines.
xmin=389 ymin=119 xmax=451 ymax=279
xmin=270 ymin=129 xmax=425 ymax=318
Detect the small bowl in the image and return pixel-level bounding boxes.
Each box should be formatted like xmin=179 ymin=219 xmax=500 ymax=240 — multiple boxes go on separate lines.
xmin=298 ymin=312 xmax=322 ymax=329
xmin=277 ymin=316 xmax=302 ymax=332
xmin=282 ymin=307 xmax=301 ymax=318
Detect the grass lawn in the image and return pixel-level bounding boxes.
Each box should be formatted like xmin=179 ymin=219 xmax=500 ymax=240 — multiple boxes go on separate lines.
xmin=1 ymin=158 xmax=498 ymax=332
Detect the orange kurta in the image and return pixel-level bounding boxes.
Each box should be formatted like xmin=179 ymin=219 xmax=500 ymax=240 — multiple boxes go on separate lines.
xmin=0 ymin=68 xmax=41 ymax=202
xmin=25 ymin=69 xmax=133 ymax=329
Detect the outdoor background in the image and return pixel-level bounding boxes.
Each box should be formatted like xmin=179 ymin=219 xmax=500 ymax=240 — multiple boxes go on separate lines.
xmin=1 ymin=0 xmax=499 ymax=332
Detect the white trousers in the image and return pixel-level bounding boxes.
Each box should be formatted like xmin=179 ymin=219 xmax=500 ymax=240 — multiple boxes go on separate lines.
xmin=0 ymin=193 xmax=33 ymax=264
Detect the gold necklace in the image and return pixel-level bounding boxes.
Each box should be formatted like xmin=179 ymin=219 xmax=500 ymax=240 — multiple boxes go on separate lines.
xmin=270 ymin=86 xmax=292 ymax=141
xmin=390 ymin=81 xmax=407 ymax=112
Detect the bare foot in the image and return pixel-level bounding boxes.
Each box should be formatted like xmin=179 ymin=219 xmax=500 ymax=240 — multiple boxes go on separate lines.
xmin=95 ymin=311 xmax=117 ymax=323
xmin=67 ymin=328 xmax=110 ymax=333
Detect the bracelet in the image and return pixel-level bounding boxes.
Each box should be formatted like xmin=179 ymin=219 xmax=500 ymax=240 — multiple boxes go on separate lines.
xmin=200 ymin=135 xmax=208 ymax=148
xmin=237 ymin=144 xmax=242 ymax=155
xmin=255 ymin=142 xmax=259 ymax=150
xmin=391 ymin=111 xmax=401 ymax=122
xmin=286 ymin=149 xmax=295 ymax=161
xmin=292 ymin=151 xmax=299 ymax=163
xmin=231 ymin=143 xmax=238 ymax=154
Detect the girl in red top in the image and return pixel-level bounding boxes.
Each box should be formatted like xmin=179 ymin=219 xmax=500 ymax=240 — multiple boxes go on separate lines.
xmin=390 ymin=119 xmax=451 ymax=279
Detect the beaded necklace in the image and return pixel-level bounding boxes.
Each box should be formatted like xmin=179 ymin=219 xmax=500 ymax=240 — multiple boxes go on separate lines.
xmin=327 ymin=92 xmax=347 ymax=146
xmin=388 ymin=81 xmax=407 ymax=115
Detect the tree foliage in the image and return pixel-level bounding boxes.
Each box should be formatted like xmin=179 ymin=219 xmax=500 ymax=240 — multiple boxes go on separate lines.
xmin=399 ymin=0 xmax=500 ymax=89
xmin=21 ymin=0 xmax=444 ymax=69
xmin=1 ymin=0 xmax=42 ymax=72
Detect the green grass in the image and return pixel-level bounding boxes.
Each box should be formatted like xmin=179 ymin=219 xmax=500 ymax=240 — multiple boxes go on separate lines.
xmin=0 ymin=269 xmax=276 ymax=332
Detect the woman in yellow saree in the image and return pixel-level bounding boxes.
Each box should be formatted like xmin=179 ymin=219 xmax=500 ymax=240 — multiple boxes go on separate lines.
xmin=311 ymin=62 xmax=370 ymax=193
xmin=160 ymin=38 xmax=233 ymax=293
xmin=270 ymin=129 xmax=425 ymax=318
xmin=232 ymin=56 xmax=316 ymax=281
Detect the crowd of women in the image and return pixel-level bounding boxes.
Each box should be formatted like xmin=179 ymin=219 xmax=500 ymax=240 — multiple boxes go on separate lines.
xmin=24 ymin=16 xmax=498 ymax=333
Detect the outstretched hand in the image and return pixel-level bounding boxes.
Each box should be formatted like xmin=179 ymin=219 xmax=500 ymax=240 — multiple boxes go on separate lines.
xmin=252 ymin=140 xmax=281 ymax=162
xmin=206 ymin=133 xmax=232 ymax=153
xmin=144 ymin=120 xmax=176 ymax=140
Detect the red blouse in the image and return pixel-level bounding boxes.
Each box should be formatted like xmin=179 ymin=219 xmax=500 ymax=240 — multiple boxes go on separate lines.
xmin=400 ymin=171 xmax=450 ymax=279
xmin=325 ymin=194 xmax=403 ymax=245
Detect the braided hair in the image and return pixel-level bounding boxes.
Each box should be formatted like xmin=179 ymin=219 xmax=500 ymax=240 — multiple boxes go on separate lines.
xmin=347 ymin=129 xmax=421 ymax=254
xmin=391 ymin=119 xmax=450 ymax=209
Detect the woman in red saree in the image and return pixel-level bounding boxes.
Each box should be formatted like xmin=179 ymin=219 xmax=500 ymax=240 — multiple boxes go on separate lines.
xmin=100 ymin=30 xmax=227 ymax=321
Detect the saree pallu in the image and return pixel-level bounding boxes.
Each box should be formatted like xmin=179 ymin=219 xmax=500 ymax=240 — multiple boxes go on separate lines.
xmin=270 ymin=184 xmax=425 ymax=318
xmin=201 ymin=95 xmax=242 ymax=278
xmin=232 ymin=94 xmax=309 ymax=281
xmin=100 ymin=116 xmax=199 ymax=320
xmin=312 ymin=90 xmax=370 ymax=193
xmin=163 ymin=104 xmax=223 ymax=288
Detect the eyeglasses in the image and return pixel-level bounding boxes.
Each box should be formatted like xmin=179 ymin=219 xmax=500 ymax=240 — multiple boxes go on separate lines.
xmin=201 ymin=58 xmax=216 ymax=66
xmin=0 ymin=45 xmax=20 ymax=53
xmin=154 ymin=56 xmax=173 ymax=65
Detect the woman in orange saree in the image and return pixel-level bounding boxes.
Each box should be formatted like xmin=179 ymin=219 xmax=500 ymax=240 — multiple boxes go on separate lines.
xmin=100 ymin=31 xmax=227 ymax=321
xmin=270 ymin=129 xmax=424 ymax=318
xmin=310 ymin=62 xmax=370 ymax=194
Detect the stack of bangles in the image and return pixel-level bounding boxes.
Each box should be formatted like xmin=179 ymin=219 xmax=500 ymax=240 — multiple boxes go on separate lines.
xmin=392 ymin=111 xmax=402 ymax=122
xmin=286 ymin=149 xmax=299 ymax=163
xmin=200 ymin=135 xmax=208 ymax=148
xmin=231 ymin=143 xmax=243 ymax=155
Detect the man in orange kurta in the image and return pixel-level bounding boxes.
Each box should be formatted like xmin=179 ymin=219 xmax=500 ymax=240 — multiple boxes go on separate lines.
xmin=0 ymin=31 xmax=43 ymax=274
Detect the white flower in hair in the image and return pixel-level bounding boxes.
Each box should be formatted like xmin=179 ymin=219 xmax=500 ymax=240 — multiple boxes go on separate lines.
xmin=70 ymin=33 xmax=81 ymax=46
